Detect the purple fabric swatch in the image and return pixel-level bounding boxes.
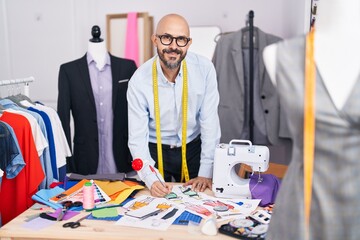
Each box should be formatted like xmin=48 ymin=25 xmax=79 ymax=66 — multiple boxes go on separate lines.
xmin=249 ymin=174 xmax=281 ymax=207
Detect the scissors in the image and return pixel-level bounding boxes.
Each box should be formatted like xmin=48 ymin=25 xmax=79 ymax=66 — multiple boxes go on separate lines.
xmin=62 ymin=213 xmax=91 ymax=229
xmin=57 ymin=201 xmax=83 ymax=221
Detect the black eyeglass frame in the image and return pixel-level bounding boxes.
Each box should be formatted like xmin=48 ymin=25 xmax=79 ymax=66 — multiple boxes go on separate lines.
xmin=156 ymin=34 xmax=191 ymax=47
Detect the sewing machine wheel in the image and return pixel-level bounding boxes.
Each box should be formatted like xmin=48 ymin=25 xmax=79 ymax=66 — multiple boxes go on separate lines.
xmin=219 ymin=216 xmax=269 ymax=240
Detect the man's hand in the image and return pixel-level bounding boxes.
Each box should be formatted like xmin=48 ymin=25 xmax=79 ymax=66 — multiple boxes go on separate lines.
xmin=150 ymin=181 xmax=173 ymax=197
xmin=183 ymin=176 xmax=212 ymax=192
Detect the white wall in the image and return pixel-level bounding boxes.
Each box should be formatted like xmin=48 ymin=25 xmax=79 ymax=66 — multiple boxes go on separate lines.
xmin=285 ymin=0 xmax=312 ymax=37
xmin=0 ymin=0 xmax=310 ymax=109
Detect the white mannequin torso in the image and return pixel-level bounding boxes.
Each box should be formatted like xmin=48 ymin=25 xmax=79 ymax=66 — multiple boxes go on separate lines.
xmin=263 ymin=0 xmax=360 ymax=110
xmin=87 ymin=41 xmax=107 ymax=70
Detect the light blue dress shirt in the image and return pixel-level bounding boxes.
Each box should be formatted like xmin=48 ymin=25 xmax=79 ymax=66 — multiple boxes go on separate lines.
xmin=127 ymin=51 xmax=221 ymax=188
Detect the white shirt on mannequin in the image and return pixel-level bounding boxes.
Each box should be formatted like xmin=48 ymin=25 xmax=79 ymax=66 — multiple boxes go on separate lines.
xmin=87 ymin=40 xmax=107 ymax=70
xmin=263 ymin=0 xmax=360 ymax=110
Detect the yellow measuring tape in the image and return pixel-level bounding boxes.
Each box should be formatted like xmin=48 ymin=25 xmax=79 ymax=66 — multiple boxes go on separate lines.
xmin=304 ymin=27 xmax=315 ymax=240
xmin=152 ymin=59 xmax=190 ymax=182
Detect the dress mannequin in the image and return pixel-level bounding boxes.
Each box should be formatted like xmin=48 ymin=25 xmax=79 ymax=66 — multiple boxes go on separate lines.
xmin=264 ymin=0 xmax=360 ymax=110
xmin=58 ymin=25 xmax=137 ymax=176
xmin=262 ymin=1 xmax=360 ymax=239
xmin=87 ymin=25 xmax=107 ymax=70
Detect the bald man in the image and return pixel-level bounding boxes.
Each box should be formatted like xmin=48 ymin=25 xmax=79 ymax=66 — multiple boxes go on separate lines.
xmin=127 ymin=14 xmax=221 ymax=197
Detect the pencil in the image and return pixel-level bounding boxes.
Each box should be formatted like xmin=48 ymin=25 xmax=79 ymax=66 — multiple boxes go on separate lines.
xmin=149 ymin=165 xmax=166 ymax=188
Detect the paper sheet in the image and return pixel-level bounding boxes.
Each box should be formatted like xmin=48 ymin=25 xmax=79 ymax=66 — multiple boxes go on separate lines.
xmin=116 ymin=196 xmax=185 ymax=231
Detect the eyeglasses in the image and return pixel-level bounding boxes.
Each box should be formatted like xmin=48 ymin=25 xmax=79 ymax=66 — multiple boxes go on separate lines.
xmin=156 ymin=34 xmax=191 ymax=47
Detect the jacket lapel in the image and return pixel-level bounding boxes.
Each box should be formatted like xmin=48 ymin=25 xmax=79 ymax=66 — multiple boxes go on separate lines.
xmin=110 ymin=54 xmax=118 ymax=110
xmin=231 ymin=31 xmax=244 ymax=94
xmin=257 ymin=28 xmax=267 ymax=89
xmin=78 ymin=54 xmax=96 ymax=108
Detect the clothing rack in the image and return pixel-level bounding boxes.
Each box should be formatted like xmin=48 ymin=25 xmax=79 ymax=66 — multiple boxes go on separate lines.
xmin=0 ymin=76 xmax=34 ymax=97
xmin=247 ymin=10 xmax=255 ymax=142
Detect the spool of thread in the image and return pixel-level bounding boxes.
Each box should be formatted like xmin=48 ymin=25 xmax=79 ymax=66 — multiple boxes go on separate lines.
xmin=82 ymin=181 xmax=95 ymax=210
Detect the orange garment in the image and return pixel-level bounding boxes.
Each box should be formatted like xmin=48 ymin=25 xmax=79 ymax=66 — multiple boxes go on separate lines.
xmin=0 ymin=111 xmax=44 ymax=225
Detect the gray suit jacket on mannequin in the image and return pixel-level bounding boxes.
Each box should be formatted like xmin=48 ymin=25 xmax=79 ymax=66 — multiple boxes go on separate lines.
xmin=213 ymin=27 xmax=290 ymax=146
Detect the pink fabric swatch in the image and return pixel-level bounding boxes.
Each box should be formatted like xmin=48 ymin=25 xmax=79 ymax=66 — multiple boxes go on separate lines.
xmin=125 ymin=12 xmax=139 ymax=67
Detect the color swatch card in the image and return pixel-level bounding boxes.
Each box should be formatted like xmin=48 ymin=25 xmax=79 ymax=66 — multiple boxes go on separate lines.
xmin=49 ymin=179 xmax=111 ymax=206
xmin=92 ymin=181 xmax=111 ymax=205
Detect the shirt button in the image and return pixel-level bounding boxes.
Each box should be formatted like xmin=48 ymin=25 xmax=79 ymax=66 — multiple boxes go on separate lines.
xmin=264 ymin=110 xmax=269 ymax=114
xmin=100 ymin=102 xmax=103 ymax=106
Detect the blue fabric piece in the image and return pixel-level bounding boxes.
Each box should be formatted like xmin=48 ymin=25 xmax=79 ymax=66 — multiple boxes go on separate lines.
xmin=63 ymin=180 xmax=79 ymax=190
xmin=31 ymin=186 xmax=64 ymax=210
xmin=58 ymin=165 xmax=66 ymax=183
xmin=66 ymin=181 xmax=79 ymax=190
xmin=87 ymin=214 xmax=122 ymax=221
xmin=173 ymin=211 xmax=202 ymax=225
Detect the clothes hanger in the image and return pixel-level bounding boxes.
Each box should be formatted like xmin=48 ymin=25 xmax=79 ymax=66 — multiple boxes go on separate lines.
xmin=0 ymin=89 xmax=4 ymax=112
xmin=214 ymin=31 xmax=235 ymax=43
xmin=6 ymin=95 xmax=28 ymax=108
xmin=5 ymin=83 xmax=35 ymax=107
xmin=15 ymin=94 xmax=36 ymax=105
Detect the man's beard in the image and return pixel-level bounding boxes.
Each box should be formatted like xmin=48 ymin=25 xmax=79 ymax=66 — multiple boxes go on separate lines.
xmin=157 ymin=48 xmax=186 ymax=70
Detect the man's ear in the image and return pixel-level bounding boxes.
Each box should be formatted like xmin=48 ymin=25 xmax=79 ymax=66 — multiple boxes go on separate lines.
xmin=187 ymin=38 xmax=193 ymax=48
xmin=151 ymin=34 xmax=157 ymax=47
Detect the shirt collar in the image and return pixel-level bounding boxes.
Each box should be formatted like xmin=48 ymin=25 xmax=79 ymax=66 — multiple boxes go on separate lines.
xmin=0 ymin=99 xmax=17 ymax=108
xmin=86 ymin=52 xmax=111 ymax=66
xmin=156 ymin=55 xmax=183 ymax=84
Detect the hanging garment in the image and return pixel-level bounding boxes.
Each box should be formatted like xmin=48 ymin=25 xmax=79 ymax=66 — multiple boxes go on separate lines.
xmin=27 ymin=106 xmax=58 ymax=180
xmin=30 ymin=102 xmax=72 ymax=182
xmin=213 ymin=27 xmax=292 ymax=164
xmin=0 ymin=121 xmax=25 ymax=182
xmin=0 ymin=111 xmax=44 ymax=225
xmin=266 ymin=36 xmax=360 ymax=240
xmin=0 ymin=120 xmax=25 ymax=227
xmin=125 ymin=12 xmax=139 ymax=67
xmin=0 ymin=99 xmax=53 ymax=188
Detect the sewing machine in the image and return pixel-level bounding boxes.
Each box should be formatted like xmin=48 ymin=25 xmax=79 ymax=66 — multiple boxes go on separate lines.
xmin=212 ymin=139 xmax=269 ymax=199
